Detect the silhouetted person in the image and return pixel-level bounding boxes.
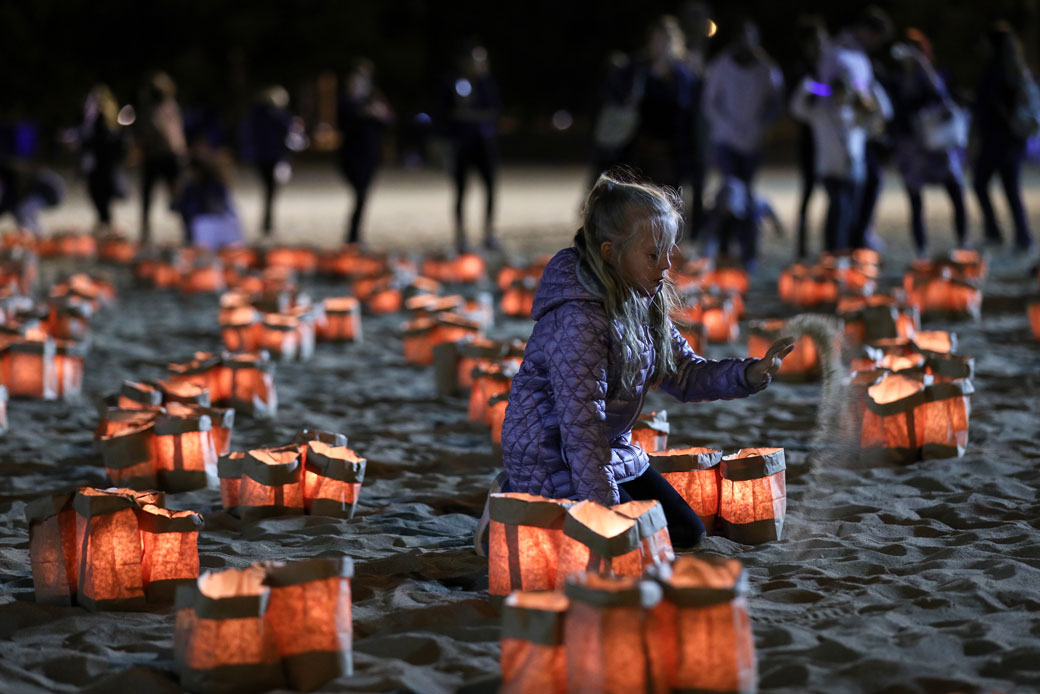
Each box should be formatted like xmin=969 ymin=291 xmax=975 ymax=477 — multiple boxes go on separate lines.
xmin=80 ymin=85 xmax=128 ymax=232
xmin=820 ymin=6 xmax=893 ymax=250
xmin=678 ymin=1 xmax=714 ymax=235
xmin=790 ymin=17 xmax=827 ymax=258
xmin=338 ymin=60 xmax=393 ymax=246
xmin=890 ymin=30 xmax=968 ymax=256
xmin=137 ymin=72 xmax=187 ymax=243
xmin=170 ymin=151 xmax=241 ymax=248
xmin=630 ymin=15 xmax=694 ymax=190
xmin=972 ymin=22 xmax=1037 ymax=253
xmin=589 ymin=50 xmax=637 ymax=190
xmin=440 ymin=45 xmax=500 ymax=252
xmin=704 ymin=19 xmax=784 ymax=269
xmin=241 ymin=86 xmax=294 ymax=237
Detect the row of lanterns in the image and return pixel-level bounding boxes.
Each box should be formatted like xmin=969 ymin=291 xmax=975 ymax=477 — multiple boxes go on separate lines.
xmin=219 ymin=430 xmax=366 ymax=521
xmin=500 ymin=556 xmax=755 ymax=694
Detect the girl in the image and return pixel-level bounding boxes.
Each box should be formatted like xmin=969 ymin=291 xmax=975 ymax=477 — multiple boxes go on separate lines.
xmin=500 ymin=174 xmax=793 ymax=547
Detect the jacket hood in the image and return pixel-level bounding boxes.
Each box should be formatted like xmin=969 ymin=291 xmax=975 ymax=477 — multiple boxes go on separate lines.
xmin=531 ymin=247 xmax=604 ymax=321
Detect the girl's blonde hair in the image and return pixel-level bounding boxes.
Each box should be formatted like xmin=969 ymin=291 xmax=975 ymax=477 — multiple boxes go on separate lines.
xmin=574 ymin=172 xmax=683 ymax=391
xmin=89 ymin=84 xmax=119 ymax=131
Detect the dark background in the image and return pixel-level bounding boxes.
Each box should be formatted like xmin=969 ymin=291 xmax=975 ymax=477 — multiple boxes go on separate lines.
xmin=2 ymin=0 xmax=1038 ymax=163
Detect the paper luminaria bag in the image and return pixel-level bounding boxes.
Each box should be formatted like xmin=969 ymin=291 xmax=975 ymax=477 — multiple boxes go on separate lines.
xmin=152 ymin=410 xmax=219 ymax=492
xmin=860 ymin=371 xmax=973 ymax=464
xmin=500 ymin=591 xmax=569 ymax=694
xmin=318 ymin=297 xmax=362 ymax=342
xmin=630 ymin=410 xmax=669 ymax=453
xmin=0 ymin=333 xmax=58 ymax=399
xmin=98 ymin=423 xmax=160 ymax=489
xmin=556 ymin=500 xmax=674 ymax=582
xmin=174 ymin=558 xmax=354 ymax=694
xmin=301 ymin=441 xmax=366 ymax=519
xmin=488 ymin=493 xmax=574 ymax=596
xmin=217 ymin=451 xmax=244 ymax=511
xmin=649 ymin=556 xmax=757 ymax=694
xmin=718 ymin=448 xmax=787 ymax=544
xmin=563 ymin=573 xmax=668 ymax=694
xmin=648 ymin=447 xmax=723 ymax=532
xmin=747 ymin=319 xmax=821 ymax=381
xmin=236 ymin=446 xmax=306 ymax=521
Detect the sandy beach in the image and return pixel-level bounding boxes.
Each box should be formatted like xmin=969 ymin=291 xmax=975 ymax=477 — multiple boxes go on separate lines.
xmin=2 ymin=163 xmax=1040 ymax=693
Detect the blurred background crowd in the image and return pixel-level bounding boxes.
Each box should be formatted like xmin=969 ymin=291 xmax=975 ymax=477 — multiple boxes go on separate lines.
xmin=1 ymin=0 xmax=1039 ymax=269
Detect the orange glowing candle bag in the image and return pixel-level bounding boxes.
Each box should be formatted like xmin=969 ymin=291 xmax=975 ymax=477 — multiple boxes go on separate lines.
xmin=748 ymin=320 xmax=820 ymax=381
xmin=718 ymin=448 xmax=787 ymax=544
xmin=469 ymin=362 xmax=515 ymax=425
xmin=488 ymin=392 xmax=509 ymax=446
xmin=631 ymin=410 xmax=669 ymax=453
xmin=260 ymin=557 xmax=355 ymax=690
xmin=174 ymin=566 xmax=286 ymax=693
xmin=217 ymin=451 xmax=244 ymax=511
xmin=1029 ymin=301 xmax=1040 ymax=339
xmin=137 ymin=503 xmax=204 ymax=601
xmin=153 ymin=411 xmax=218 ymax=491
xmin=302 ymin=441 xmax=366 ymax=519
xmin=500 ymin=591 xmax=569 ymax=694
xmin=320 ymin=297 xmax=362 ymax=342
xmin=648 ymin=447 xmax=723 ymax=531
xmin=1 ymin=337 xmax=58 ymax=399
xmin=118 ymin=380 xmax=163 ymax=410
xmin=53 ymin=339 xmax=87 ymax=399
xmin=236 ymin=446 xmax=305 ymax=521
xmin=564 ymin=573 xmax=668 ymax=694
xmin=26 ymin=493 xmax=78 ymax=605
xmin=488 ymin=493 xmax=574 ymax=596
xmin=556 ymin=500 xmax=673 ymax=582
xmin=651 ymin=556 xmax=757 ymax=694
xmin=223 ymin=352 xmax=277 ymax=418
xmin=73 ymin=488 xmax=147 ymax=611
xmin=98 ymin=423 xmax=159 ymax=489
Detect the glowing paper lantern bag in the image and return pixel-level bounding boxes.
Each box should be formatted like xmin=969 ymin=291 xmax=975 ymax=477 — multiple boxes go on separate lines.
xmin=488 ymin=493 xmax=574 ymax=596
xmin=319 ymin=297 xmax=362 ymax=342
xmin=1030 ymin=301 xmax=1040 ymax=339
xmin=73 ymin=488 xmax=147 ymax=611
xmin=159 ymin=380 xmax=211 ymax=407
xmin=260 ymin=557 xmax=355 ymax=691
xmin=631 ymin=410 xmax=669 ymax=452
xmin=174 ymin=566 xmax=286 ymax=694
xmin=118 ymin=380 xmax=163 ymax=410
xmin=302 ymin=441 xmax=366 ymax=518
xmin=556 ymin=500 xmax=673 ymax=583
xmin=223 ymin=352 xmax=277 ymax=418
xmin=217 ymin=452 xmax=244 ymax=511
xmin=0 ymin=384 xmax=6 ymax=434
xmin=650 ymin=556 xmax=757 ymax=694
xmin=1 ymin=338 xmax=58 ymax=399
xmin=98 ymin=423 xmax=159 ymax=489
xmin=138 ymin=504 xmax=204 ymax=601
xmin=564 ymin=573 xmax=668 ymax=694
xmin=718 ymin=448 xmax=787 ymax=544
xmin=25 ymin=493 xmax=78 ymax=605
xmin=236 ymin=447 xmax=305 ymax=521
xmin=54 ymin=340 xmax=87 ymax=399
xmin=500 ymin=591 xmax=569 ymax=694
xmin=648 ymin=447 xmax=723 ymax=531
xmin=747 ymin=319 xmax=821 ymax=381
xmin=153 ymin=412 xmax=218 ymax=492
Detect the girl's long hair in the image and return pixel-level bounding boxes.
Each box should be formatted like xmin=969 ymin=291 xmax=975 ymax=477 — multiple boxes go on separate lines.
xmin=574 ymin=172 xmax=682 ymax=392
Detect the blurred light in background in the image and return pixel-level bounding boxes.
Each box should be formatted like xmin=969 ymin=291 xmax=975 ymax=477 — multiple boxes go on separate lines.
xmin=414 ymin=112 xmax=432 ymax=125
xmin=117 ymin=105 xmax=136 ymax=126
xmin=551 ymin=110 xmax=573 ymax=131
xmin=455 ymin=78 xmax=472 ymax=97
xmin=706 ymin=19 xmax=717 ymax=37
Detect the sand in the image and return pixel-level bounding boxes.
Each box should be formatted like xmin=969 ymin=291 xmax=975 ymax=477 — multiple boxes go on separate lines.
xmin=1 ymin=164 xmax=1039 ymax=693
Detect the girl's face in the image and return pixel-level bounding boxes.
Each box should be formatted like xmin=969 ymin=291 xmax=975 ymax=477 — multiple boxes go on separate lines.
xmin=612 ymin=218 xmax=674 ymax=298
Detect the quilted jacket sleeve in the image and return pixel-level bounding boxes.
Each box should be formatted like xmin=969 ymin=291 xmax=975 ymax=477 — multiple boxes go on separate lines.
xmin=546 ymin=302 xmax=618 ymax=505
xmin=658 ymin=323 xmax=769 ymax=402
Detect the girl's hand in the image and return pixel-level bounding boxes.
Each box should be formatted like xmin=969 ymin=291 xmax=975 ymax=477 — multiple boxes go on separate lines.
xmin=747 ymin=337 xmax=797 ymax=386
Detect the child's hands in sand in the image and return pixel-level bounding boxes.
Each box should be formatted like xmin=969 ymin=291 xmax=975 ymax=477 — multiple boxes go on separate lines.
xmin=747 ymin=337 xmax=797 ymax=386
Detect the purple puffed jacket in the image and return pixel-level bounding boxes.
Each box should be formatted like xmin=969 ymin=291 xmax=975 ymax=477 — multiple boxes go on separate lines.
xmin=501 ymin=247 xmax=767 ymax=506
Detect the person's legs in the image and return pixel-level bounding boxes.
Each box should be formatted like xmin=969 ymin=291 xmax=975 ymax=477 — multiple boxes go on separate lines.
xmin=821 ymin=177 xmax=842 ymax=252
xmin=973 ymin=140 xmax=1002 ymax=243
xmin=452 ymin=144 xmax=470 ymax=252
xmin=258 ymin=161 xmax=276 ymax=235
xmin=475 ymin=138 xmax=498 ymax=248
xmin=998 ymin=145 xmax=1033 ymax=250
xmin=850 ymin=143 xmax=882 ymax=248
xmin=87 ymin=176 xmax=111 ymax=227
xmin=907 ymin=185 xmax=926 ymax=255
xmin=618 ymin=466 xmax=705 ymax=548
xmin=348 ymin=179 xmax=369 ymax=245
xmin=944 ymin=176 xmax=968 ymax=248
xmin=140 ymin=157 xmax=159 ymax=241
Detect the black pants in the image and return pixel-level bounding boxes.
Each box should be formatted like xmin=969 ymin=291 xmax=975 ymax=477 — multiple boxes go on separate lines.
xmin=907 ymin=177 xmax=967 ymax=253
xmin=453 ymin=137 xmax=496 ymax=242
xmin=822 ymin=177 xmax=859 ymax=252
xmin=849 ymin=141 xmax=884 ymax=248
xmin=140 ymin=153 xmax=180 ymax=241
xmin=257 ymin=160 xmax=278 ymax=235
xmin=87 ymin=173 xmax=116 ymax=226
xmin=973 ymin=136 xmax=1032 ymax=250
xmin=619 ymin=465 xmax=705 ymax=548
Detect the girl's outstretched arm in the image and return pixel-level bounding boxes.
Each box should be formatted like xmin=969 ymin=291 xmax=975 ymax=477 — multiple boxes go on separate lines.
xmin=657 ymin=323 xmax=769 ymax=402
xmin=545 ymin=303 xmax=618 ymax=505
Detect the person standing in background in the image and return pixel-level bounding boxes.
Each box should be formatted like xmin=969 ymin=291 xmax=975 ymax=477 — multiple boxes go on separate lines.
xmin=819 ymin=7 xmax=893 ymax=250
xmin=703 ymin=19 xmax=784 ymax=269
xmin=137 ymin=72 xmax=187 ymax=244
xmin=678 ymin=1 xmax=714 ymax=236
xmin=440 ymin=45 xmax=501 ymax=253
xmin=338 ymin=59 xmax=393 ymax=246
xmin=890 ymin=30 xmax=968 ymax=256
xmin=241 ymin=86 xmax=294 ymax=238
xmin=80 ymin=85 xmax=127 ymax=233
xmin=972 ymin=22 xmax=1037 ymax=254
xmin=789 ymin=17 xmax=827 ymax=258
